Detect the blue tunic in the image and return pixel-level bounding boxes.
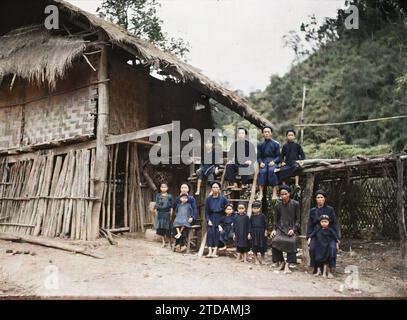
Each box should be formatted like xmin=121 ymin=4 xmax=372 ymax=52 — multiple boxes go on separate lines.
xmin=173 ymin=195 xmax=198 ymax=220
xmin=154 ymin=193 xmax=173 ymax=235
xmin=309 ymin=226 xmax=338 ymax=268
xmin=173 ymin=203 xmax=193 ymax=228
xmin=233 ymin=213 xmax=250 ymax=249
xmin=257 ymin=139 xmax=281 ymax=187
xmin=220 ymin=212 xmax=237 ymax=246
xmin=205 ymin=194 xmax=229 ymax=247
xmin=278 ymin=141 xmax=305 ymax=181
xmin=306 ymin=205 xmax=340 ymax=268
xmin=250 ymin=213 xmax=268 ymax=253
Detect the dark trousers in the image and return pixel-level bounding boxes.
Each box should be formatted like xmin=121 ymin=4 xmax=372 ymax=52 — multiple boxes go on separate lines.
xmin=272 ymin=247 xmax=297 ymax=263
xmin=174 ymin=227 xmax=188 ymax=246
xmin=224 ymin=163 xmax=252 ymax=184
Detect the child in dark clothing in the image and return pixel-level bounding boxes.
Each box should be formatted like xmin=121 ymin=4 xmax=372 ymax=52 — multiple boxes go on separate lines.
xmin=279 ymin=129 xmax=305 ymax=189
xmin=173 ymin=194 xmax=193 ymax=239
xmin=249 ymin=201 xmax=268 ymax=264
xmin=218 ymin=203 xmax=236 ymax=250
xmin=309 ymin=214 xmax=338 ymax=278
xmin=233 ymin=202 xmax=251 ymax=262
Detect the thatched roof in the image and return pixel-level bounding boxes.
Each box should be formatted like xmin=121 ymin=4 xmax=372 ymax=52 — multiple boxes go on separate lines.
xmin=0 ymin=0 xmax=271 ymax=128
xmin=0 ymin=25 xmax=86 ymax=89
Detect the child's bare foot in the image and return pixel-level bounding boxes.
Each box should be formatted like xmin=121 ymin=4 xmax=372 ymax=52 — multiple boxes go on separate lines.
xmin=314 ymin=268 xmax=322 ymax=277
xmin=295 ymin=184 xmax=301 ymax=190
xmin=327 ymin=272 xmax=334 ymax=279
xmin=174 ymin=233 xmax=181 ymax=239
xmin=284 ymin=263 xmax=292 ymax=274
xmin=161 ymin=243 xmax=166 ymax=248
xmin=279 ymin=262 xmax=286 ymax=271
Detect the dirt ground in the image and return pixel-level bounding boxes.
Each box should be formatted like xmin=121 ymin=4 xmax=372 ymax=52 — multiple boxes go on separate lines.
xmin=0 ymin=234 xmax=406 ymax=298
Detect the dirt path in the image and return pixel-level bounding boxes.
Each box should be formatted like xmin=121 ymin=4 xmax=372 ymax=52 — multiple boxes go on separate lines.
xmin=0 ymin=237 xmax=406 ymax=298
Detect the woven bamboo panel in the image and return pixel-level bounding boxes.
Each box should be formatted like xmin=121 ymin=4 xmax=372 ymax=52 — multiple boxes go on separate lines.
xmin=0 ymin=106 xmax=23 ymax=149
xmin=22 ymin=87 xmax=96 ymax=146
xmin=109 ymin=56 xmax=149 ymax=135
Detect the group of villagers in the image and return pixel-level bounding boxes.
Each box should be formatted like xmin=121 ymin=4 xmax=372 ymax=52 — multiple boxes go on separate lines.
xmin=153 ymin=127 xmax=341 ymax=278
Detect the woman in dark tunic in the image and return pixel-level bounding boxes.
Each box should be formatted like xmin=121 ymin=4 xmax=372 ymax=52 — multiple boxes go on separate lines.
xmin=249 ymin=200 xmax=268 ymax=264
xmin=172 ymin=183 xmax=198 ymax=252
xmin=271 ymin=185 xmax=300 ymax=273
xmin=154 ymin=183 xmax=174 ymax=247
xmin=308 ymin=214 xmax=339 ymax=278
xmin=278 ymin=129 xmax=305 ymax=189
xmin=219 ymin=203 xmax=237 ymax=250
xmin=204 ymin=181 xmax=228 ymax=258
xmin=306 ymin=190 xmax=340 ymax=274
xmin=233 ymin=202 xmax=251 ymax=262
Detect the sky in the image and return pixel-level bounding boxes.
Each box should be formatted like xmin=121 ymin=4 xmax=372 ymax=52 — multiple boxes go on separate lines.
xmin=68 ymin=0 xmax=345 ymax=94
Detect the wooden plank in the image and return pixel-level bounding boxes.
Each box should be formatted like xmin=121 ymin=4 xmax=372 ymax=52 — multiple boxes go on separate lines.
xmin=105 ymin=123 xmax=173 ymax=146
xmin=396 ymin=156 xmax=407 ymax=266
xmin=300 ymin=173 xmax=315 ymax=267
xmin=90 ymin=36 xmax=109 ymax=240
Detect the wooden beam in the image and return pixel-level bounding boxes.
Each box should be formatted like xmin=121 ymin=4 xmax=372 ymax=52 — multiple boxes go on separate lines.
xmin=105 ymin=123 xmax=173 ymax=146
xmin=301 ymin=173 xmax=315 ymax=267
xmin=90 ymin=36 xmax=110 ymax=240
xmin=396 ymin=156 xmax=407 ymax=267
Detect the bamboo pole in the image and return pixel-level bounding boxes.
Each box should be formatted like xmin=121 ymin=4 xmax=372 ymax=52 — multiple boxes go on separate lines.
xmin=396 ymin=156 xmax=407 ymax=267
xmin=301 ymin=173 xmax=315 ymax=267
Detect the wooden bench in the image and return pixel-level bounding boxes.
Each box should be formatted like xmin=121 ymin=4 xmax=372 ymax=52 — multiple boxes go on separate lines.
xmin=186 ymin=224 xmax=202 ymax=254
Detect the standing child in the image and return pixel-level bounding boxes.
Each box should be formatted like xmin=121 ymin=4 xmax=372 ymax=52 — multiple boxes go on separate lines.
xmin=233 ymin=202 xmax=251 ymax=262
xmin=173 ymin=194 xmax=193 ymax=240
xmin=278 ymin=129 xmax=305 ymax=190
xmin=249 ymin=201 xmax=268 ymax=264
xmin=154 ymin=183 xmax=174 ymax=247
xmin=308 ymin=214 xmax=339 ymax=278
xmin=218 ymin=203 xmax=237 ymax=251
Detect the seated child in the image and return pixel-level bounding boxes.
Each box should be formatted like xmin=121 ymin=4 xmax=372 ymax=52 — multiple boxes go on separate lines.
xmin=233 ymin=202 xmax=251 ymax=262
xmin=218 ymin=203 xmax=237 ymax=250
xmin=249 ymin=201 xmax=268 ymax=264
xmin=172 ymin=193 xmax=193 ymax=239
xmin=278 ymin=129 xmax=305 ymax=189
xmin=308 ymin=214 xmax=339 ymax=278
xmin=195 ymin=140 xmax=220 ymax=195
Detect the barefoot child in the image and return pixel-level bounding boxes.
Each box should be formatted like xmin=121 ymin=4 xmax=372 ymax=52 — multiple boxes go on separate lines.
xmin=218 ymin=203 xmax=236 ymax=251
xmin=233 ymin=202 xmax=251 ymax=262
xmin=249 ymin=201 xmax=268 ymax=264
xmin=278 ymin=129 xmax=305 ymax=190
xmin=308 ymin=214 xmax=339 ymax=278
xmin=173 ymin=194 xmax=193 ymax=240
xmin=154 ymin=183 xmax=174 ymax=247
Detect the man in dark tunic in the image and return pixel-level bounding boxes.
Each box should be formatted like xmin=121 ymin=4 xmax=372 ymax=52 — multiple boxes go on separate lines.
xmin=278 ymin=129 xmax=305 ymax=189
xmin=257 ymin=126 xmax=281 ymax=200
xmin=224 ymin=128 xmax=256 ymax=188
xmin=271 ymin=185 xmax=300 ymax=273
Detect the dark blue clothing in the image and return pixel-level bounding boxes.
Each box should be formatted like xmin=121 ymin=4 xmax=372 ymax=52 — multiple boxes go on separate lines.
xmin=250 ymin=213 xmax=268 ymax=254
xmin=233 ymin=213 xmax=250 ymax=250
xmin=154 ymin=193 xmax=173 ymax=233
xmin=306 ymin=205 xmax=340 ymax=268
xmin=173 ymin=203 xmax=193 ymax=228
xmin=219 ymin=213 xmax=237 ymax=246
xmin=197 ymin=148 xmax=221 ymax=182
xmin=306 ymin=205 xmax=340 ymax=240
xmin=278 ymin=141 xmax=305 ymax=181
xmin=257 ymin=139 xmax=281 ymax=186
xmin=205 ymin=195 xmax=229 ymax=247
xmin=309 ymin=226 xmax=338 ymax=268
xmin=257 ymin=139 xmax=281 ymax=165
xmin=173 ymin=195 xmax=198 ymax=220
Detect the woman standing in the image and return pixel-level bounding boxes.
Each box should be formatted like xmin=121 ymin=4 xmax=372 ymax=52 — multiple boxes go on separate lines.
xmin=204 ymin=181 xmax=228 ymax=258
xmin=306 ymin=190 xmax=341 ymax=274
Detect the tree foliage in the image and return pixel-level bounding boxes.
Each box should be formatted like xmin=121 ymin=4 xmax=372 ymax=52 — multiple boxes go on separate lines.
xmin=249 ymin=0 xmax=407 ymax=155
xmin=97 ymin=0 xmax=190 ymax=59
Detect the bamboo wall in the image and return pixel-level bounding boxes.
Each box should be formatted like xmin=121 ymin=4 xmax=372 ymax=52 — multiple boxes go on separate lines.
xmin=0 ymin=57 xmax=98 ymax=151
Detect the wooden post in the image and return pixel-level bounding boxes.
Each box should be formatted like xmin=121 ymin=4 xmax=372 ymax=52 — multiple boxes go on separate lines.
xmin=90 ymin=37 xmax=109 ymax=240
xmin=300 ymin=85 xmax=306 ymax=145
xmin=301 ymin=173 xmax=315 ymax=266
xmin=396 ymin=156 xmax=407 ymax=267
